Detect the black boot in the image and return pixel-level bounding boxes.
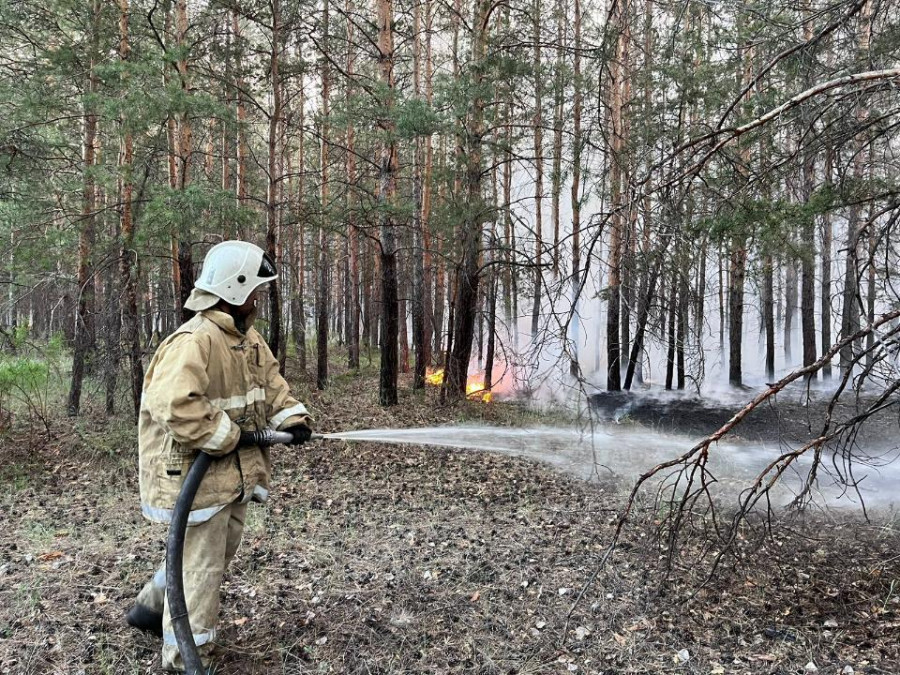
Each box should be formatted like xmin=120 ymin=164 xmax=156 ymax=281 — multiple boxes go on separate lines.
xmin=126 ymin=603 xmax=163 ymax=637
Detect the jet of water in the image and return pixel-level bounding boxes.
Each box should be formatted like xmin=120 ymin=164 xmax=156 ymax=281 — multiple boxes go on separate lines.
xmin=309 ymin=425 xmax=898 ymax=511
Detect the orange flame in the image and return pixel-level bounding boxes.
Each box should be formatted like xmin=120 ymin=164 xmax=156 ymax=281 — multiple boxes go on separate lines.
xmin=466 ymin=378 xmax=493 ymax=403
xmin=424 ymin=367 xmax=493 ymax=402
xmin=425 ymin=368 xmax=445 ymax=385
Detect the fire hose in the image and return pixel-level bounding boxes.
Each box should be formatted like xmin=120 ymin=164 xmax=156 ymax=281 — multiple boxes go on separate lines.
xmin=166 ymin=428 xmax=323 ymax=674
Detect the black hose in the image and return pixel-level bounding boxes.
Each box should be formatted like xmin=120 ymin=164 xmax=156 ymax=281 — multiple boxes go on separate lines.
xmin=165 ymin=430 xmax=293 ymax=675
xmin=165 ymin=451 xmax=212 ymax=675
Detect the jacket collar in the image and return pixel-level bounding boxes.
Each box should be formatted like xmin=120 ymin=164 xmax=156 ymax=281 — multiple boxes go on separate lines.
xmin=201 ymin=309 xmax=248 ymax=337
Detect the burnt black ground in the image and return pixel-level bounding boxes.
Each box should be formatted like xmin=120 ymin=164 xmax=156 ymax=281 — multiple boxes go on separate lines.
xmin=588 ymin=385 xmax=900 ymax=445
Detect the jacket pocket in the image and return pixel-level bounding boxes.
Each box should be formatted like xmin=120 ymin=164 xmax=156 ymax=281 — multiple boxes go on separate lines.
xmin=158 ymin=433 xmax=192 ymax=477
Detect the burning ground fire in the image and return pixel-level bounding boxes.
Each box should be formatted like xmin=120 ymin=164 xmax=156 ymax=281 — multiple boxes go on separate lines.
xmin=425 ymin=368 xmax=493 ymax=402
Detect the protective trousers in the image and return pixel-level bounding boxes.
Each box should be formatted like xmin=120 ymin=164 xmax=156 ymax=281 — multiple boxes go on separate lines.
xmin=134 ymin=501 xmax=248 ymax=672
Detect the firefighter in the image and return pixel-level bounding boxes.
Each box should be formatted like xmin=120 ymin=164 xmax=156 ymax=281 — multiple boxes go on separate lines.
xmin=126 ymin=241 xmax=312 ymax=673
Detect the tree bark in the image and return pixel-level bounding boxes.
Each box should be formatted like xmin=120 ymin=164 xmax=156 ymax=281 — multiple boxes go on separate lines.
xmin=295 ymin=77 xmax=308 ymax=372
xmin=728 ymin=239 xmax=747 ymax=387
xmin=221 ymin=16 xmax=233 ymax=204
xmin=234 ymin=11 xmax=249 ymax=214
xmin=411 ymin=0 xmax=428 ymax=388
xmin=68 ymin=0 xmax=100 ymax=417
xmin=550 ymin=0 xmax=565 ymax=277
xmin=605 ymin=0 xmax=627 ymax=391
xmin=665 ymin=275 xmax=675 ymax=391
xmin=840 ymin=0 xmax=872 ymax=375
xmin=530 ymin=0 xmax=544 ymax=337
xmin=677 ymin=267 xmax=687 ymax=390
xmin=728 ymin=37 xmax=753 ymax=387
xmin=118 ymin=0 xmax=143 ymax=421
xmin=346 ymin=1 xmax=360 ymax=370
xmin=444 ymin=0 xmax=490 ymax=400
xmin=784 ymin=256 xmax=796 ymax=363
xmin=266 ymin=0 xmax=284 ymax=369
xmin=839 ymin=223 xmax=862 ymax=373
xmin=799 ymin=15 xmax=817 ymax=374
xmin=762 ymin=253 xmax=775 ymax=381
xmin=377 ymin=0 xmax=399 ymax=405
xmin=423 ymin=0 xmax=434 ymax=362
xmin=432 ymin=144 xmax=446 ymax=361
xmin=568 ymin=0 xmax=582 ymax=377
xmin=316 ymin=0 xmax=331 ymax=390
xmin=484 ymin=231 xmax=497 ymax=395
xmin=173 ymin=0 xmax=193 ymax=321
xmin=821 ymin=146 xmax=833 ymax=379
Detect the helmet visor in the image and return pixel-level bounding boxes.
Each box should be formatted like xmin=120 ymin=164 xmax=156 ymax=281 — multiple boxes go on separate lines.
xmin=258 ymin=252 xmax=277 ymax=279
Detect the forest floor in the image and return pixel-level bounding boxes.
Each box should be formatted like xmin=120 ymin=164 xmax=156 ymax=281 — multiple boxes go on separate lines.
xmin=1 ymin=362 xmax=898 ymax=674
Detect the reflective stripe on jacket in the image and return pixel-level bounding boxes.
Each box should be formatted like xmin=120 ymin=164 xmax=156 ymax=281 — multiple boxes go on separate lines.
xmin=139 ymin=309 xmax=310 ymax=523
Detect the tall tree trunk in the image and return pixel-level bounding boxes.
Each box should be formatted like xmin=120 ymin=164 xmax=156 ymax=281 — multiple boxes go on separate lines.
xmin=550 ymin=0 xmax=565 ymax=277
xmin=695 ymin=238 xmax=707 ymax=341
xmin=665 ymin=275 xmax=676 ymax=391
xmin=840 ymin=0 xmax=872 ymax=375
xmin=316 ymin=0 xmax=331 ymax=390
xmin=411 ymin=0 xmax=427 ymax=388
xmin=840 ymin=223 xmax=862 ymax=373
xmin=530 ymin=0 xmax=544 ymax=337
xmin=266 ymin=0 xmax=284 ymax=369
xmin=784 ymin=256 xmax=796 ymax=363
xmin=821 ymin=146 xmax=833 ymax=379
xmin=118 ymin=0 xmax=143 ymax=421
xmin=633 ymin=0 xmax=657 ymax=385
xmin=164 ymin=4 xmax=179 ymax=324
xmin=762 ymin=253 xmax=775 ymax=381
xmin=619 ymin=16 xmax=634 ymax=381
xmin=622 ymin=229 xmax=666 ymax=390
xmin=605 ymin=0 xmax=627 ymax=391
xmin=104 ymin=222 xmax=121 ymax=416
xmin=484 ymin=230 xmax=497 ymax=395
xmin=728 ymin=240 xmax=746 ymax=387
xmin=295 ymin=77 xmax=308 ymax=372
xmin=569 ymin=0 xmax=582 ymax=377
xmin=728 ymin=38 xmax=753 ymax=388
xmin=346 ymin=4 xmax=360 ymax=370
xmin=362 ymin=236 xmax=373 ymax=350
xmin=68 ymin=0 xmax=100 ymax=416
xmin=865 ymin=195 xmax=876 ymax=368
xmin=432 ymin=142 xmax=446 ymax=361
xmin=677 ymin=267 xmax=687 ymax=390
xmin=442 ymin=267 xmax=456 ymax=381
xmin=174 ymin=0 xmax=193 ymax=321
xmin=799 ymin=15 xmax=817 ymax=374
xmin=221 ymin=16 xmax=233 ymax=202
xmin=399 ymin=270 xmax=409 ymax=374
xmin=717 ymin=244 xmax=725 ymax=350
xmin=444 ymin=0 xmax=490 ymax=400
xmin=204 ymin=120 xmax=215 ymax=180
xmin=377 ymin=0 xmax=399 ymax=406
xmin=422 ymin=0 xmax=435 ymax=365
xmin=503 ymin=63 xmax=516 ymax=330
xmin=234 ymin=10 xmax=249 ymax=214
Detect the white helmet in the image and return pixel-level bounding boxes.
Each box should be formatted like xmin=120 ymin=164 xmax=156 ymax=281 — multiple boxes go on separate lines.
xmin=192 ymin=241 xmax=277 ymax=306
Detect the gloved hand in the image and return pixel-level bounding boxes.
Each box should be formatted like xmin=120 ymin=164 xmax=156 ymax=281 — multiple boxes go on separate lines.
xmin=284 ymin=423 xmax=312 ymax=446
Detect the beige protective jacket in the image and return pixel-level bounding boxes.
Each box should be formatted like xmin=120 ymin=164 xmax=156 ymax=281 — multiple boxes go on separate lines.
xmin=138 ymin=309 xmax=310 ymax=524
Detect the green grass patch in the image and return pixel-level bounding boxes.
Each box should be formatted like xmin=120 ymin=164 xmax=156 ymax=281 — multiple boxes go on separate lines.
xmin=0 ymin=461 xmax=32 ymax=492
